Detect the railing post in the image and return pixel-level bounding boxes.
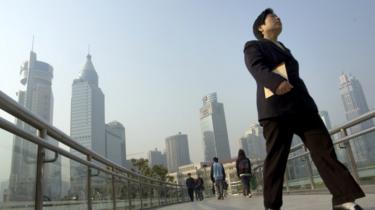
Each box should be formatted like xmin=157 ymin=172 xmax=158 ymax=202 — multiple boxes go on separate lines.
xmin=158 ymin=182 xmax=161 ymax=206
xmin=35 ymin=128 xmax=46 ymax=210
xmin=341 ymin=129 xmax=360 ymax=183
xmin=139 ymin=177 xmax=143 ymax=209
xmin=127 ymin=179 xmax=132 ymax=210
xmin=150 ymin=181 xmax=153 ymax=207
xmin=111 ymin=170 xmax=116 ymax=210
xmin=175 ymin=184 xmax=178 ymax=203
xmin=87 ymin=155 xmax=92 ymax=210
xmin=284 ymin=163 xmax=290 ymax=193
xmin=306 ymin=155 xmax=315 ymax=190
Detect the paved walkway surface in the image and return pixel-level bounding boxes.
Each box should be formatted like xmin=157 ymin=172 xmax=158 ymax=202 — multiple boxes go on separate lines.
xmin=155 ymin=194 xmax=375 ymax=210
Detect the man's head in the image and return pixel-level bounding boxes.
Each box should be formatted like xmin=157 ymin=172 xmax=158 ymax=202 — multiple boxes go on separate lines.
xmin=213 ymin=157 xmax=218 ymax=162
xmin=187 ymin=173 xmax=191 ymax=177
xmin=253 ymin=8 xmax=282 ymax=40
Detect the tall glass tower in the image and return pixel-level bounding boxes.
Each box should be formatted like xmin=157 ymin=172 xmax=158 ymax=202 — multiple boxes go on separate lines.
xmin=339 ymin=73 xmax=375 ymax=163
xmin=200 ymin=93 xmax=231 ymax=162
xmin=9 ymin=50 xmax=61 ymax=200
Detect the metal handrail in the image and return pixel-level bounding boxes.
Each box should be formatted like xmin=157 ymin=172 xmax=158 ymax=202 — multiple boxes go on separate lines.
xmin=0 ymin=91 xmax=180 ymax=186
xmin=0 ymin=90 xmax=188 ymax=210
xmin=288 ymin=110 xmax=375 ymax=153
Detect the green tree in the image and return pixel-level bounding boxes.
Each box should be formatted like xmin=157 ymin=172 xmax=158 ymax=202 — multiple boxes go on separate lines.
xmin=130 ymin=158 xmax=174 ymax=182
xmin=151 ymin=165 xmax=168 ymax=181
xmin=130 ymin=158 xmax=152 ymax=176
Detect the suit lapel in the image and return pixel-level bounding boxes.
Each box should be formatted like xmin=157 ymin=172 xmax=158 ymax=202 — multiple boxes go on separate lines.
xmin=262 ymin=39 xmax=293 ymax=59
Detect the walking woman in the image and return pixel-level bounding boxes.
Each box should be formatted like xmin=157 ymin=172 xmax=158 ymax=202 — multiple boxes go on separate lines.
xmin=236 ymin=149 xmax=253 ymax=198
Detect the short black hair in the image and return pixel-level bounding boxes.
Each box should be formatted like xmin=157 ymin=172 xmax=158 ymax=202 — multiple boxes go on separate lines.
xmin=253 ymin=8 xmax=274 ymax=40
xmin=213 ymin=157 xmax=218 ymax=162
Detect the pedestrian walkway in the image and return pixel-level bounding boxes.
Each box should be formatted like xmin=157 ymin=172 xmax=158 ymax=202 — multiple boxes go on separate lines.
xmin=155 ymin=194 xmax=375 ymax=210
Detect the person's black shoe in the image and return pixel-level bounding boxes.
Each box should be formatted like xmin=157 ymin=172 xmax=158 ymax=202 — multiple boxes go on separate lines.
xmin=265 ymin=208 xmax=280 ymax=210
xmin=333 ymin=204 xmax=364 ymax=210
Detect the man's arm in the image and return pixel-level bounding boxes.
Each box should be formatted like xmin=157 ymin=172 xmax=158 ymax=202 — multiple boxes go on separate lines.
xmin=244 ymin=41 xmax=287 ymax=94
xmin=222 ymin=164 xmax=226 ymax=180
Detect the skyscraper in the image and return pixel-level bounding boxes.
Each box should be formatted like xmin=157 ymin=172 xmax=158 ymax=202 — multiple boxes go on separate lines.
xmin=319 ymin=110 xmax=332 ymax=130
xmin=105 ymin=121 xmax=126 ymax=167
xmin=70 ymin=54 xmax=105 ymax=194
xmin=200 ymin=93 xmax=231 ymax=161
xmin=70 ymin=54 xmax=105 ymax=157
xmin=9 ymin=50 xmax=61 ymax=200
xmin=238 ymin=124 xmax=266 ymax=161
xmin=165 ymin=132 xmax=191 ymax=172
xmin=148 ymin=148 xmax=167 ymax=168
xmin=339 ymin=73 xmax=375 ymax=162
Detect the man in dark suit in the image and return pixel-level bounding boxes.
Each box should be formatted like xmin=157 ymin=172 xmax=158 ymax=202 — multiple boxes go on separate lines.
xmin=243 ymin=8 xmax=365 ymax=210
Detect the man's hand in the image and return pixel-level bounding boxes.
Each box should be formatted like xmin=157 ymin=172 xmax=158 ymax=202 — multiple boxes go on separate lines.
xmin=275 ymin=81 xmax=293 ymax=95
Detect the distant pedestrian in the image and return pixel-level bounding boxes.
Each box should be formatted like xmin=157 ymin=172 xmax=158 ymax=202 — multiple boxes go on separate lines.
xmin=236 ymin=149 xmax=253 ymax=198
xmin=185 ymin=173 xmax=195 ymax=202
xmin=210 ymin=157 xmax=226 ymax=200
xmin=195 ymin=175 xmax=204 ymax=201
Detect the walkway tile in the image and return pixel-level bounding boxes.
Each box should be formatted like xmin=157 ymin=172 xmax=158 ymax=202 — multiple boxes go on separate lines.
xmin=155 ymin=194 xmax=375 ymax=210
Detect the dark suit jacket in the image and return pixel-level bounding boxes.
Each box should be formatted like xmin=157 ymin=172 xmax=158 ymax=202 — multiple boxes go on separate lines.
xmin=244 ymin=39 xmax=318 ymax=121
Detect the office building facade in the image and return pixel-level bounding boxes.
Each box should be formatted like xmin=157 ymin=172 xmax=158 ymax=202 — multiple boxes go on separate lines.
xmin=148 ymin=148 xmax=167 ymax=168
xmin=165 ymin=132 xmax=191 ymax=172
xmin=105 ymin=121 xmax=126 ymax=167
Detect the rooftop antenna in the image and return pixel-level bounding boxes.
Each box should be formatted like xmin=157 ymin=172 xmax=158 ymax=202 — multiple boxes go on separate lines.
xmin=31 ymin=35 xmax=35 ymax=52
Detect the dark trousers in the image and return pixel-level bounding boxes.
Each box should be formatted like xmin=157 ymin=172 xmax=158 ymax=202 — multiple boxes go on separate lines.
xmin=188 ymin=188 xmax=194 ymax=201
xmin=261 ymin=113 xmax=365 ymax=209
xmin=241 ymin=175 xmax=251 ymax=196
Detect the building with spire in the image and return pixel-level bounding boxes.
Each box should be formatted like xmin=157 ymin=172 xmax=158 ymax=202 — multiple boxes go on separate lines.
xmin=70 ymin=54 xmax=105 ymax=194
xmin=200 ymin=93 xmax=231 ymax=161
xmin=70 ymin=54 xmax=105 ymax=156
xmin=9 ymin=50 xmax=61 ymax=200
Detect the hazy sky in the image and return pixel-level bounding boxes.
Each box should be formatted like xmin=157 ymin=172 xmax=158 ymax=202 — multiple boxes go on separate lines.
xmin=1 ymin=0 xmax=374 ymax=178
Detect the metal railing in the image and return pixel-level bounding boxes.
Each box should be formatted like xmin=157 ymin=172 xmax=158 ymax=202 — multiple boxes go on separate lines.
xmin=251 ymin=110 xmax=375 ymax=193
xmin=0 ymin=90 xmax=189 ymax=210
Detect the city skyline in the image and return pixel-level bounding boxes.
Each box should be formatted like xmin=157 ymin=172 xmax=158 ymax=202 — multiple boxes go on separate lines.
xmin=1 ymin=1 xmax=375 ymax=170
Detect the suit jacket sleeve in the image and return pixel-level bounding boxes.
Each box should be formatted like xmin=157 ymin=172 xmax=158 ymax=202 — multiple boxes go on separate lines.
xmin=244 ymin=41 xmax=286 ymax=93
xmin=210 ymin=165 xmax=214 ymax=182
